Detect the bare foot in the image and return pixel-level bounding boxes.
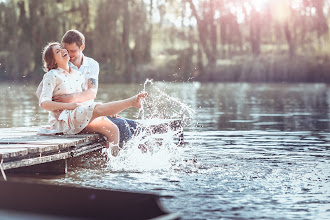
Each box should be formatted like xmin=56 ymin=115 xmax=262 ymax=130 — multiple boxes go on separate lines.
xmin=132 ymin=92 xmax=148 ymax=109
xmin=111 ymin=144 xmax=120 ymax=157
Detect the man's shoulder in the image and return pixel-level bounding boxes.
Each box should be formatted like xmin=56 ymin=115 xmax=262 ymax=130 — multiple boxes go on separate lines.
xmin=84 ymin=56 xmax=99 ymax=66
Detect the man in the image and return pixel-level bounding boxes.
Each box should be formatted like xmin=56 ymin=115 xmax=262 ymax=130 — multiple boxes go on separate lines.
xmin=41 ymin=29 xmax=138 ymax=145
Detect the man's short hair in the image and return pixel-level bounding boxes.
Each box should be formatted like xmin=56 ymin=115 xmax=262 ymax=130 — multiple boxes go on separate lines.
xmin=61 ymin=30 xmax=85 ymax=47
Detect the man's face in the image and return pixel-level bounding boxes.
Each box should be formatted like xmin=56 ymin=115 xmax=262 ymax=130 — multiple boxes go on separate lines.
xmin=63 ymin=43 xmax=84 ymax=65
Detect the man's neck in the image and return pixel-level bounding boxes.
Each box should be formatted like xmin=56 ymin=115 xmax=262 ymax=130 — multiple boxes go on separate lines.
xmin=74 ymin=56 xmax=84 ymax=69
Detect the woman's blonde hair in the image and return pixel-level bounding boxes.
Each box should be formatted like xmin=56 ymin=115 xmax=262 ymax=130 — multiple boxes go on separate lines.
xmin=42 ymin=42 xmax=60 ymax=72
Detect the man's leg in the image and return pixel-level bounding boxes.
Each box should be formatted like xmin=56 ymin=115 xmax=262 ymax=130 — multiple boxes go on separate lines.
xmin=123 ymin=118 xmax=138 ymax=134
xmin=107 ymin=117 xmax=137 ymax=144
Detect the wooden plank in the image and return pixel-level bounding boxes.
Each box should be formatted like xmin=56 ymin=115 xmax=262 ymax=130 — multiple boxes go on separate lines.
xmin=0 ymin=134 xmax=104 ymax=153
xmin=0 ymin=127 xmax=39 ymax=138
xmin=0 ymin=144 xmax=59 ymax=154
xmin=2 ymin=151 xmax=70 ymax=170
xmin=0 ymin=119 xmax=183 ymax=174
xmin=2 ymin=141 xmax=105 ymax=170
xmin=0 ymin=148 xmax=28 ymax=158
xmin=70 ymin=141 xmax=106 ymax=158
xmin=0 ymin=136 xmax=88 ymax=145
xmin=0 ymin=134 xmax=103 ymax=144
xmin=7 ymin=159 xmax=68 ymax=175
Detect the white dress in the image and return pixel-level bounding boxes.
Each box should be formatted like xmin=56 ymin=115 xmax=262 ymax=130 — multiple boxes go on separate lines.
xmin=37 ymin=68 xmax=97 ymax=135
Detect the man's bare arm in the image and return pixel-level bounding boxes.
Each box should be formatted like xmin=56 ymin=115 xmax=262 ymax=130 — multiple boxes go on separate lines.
xmin=52 ymin=78 xmax=98 ymax=103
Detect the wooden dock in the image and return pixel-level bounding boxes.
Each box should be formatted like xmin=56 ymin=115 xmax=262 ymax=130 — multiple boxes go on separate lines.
xmin=0 ymin=119 xmax=183 ymax=177
xmin=0 ymin=126 xmax=106 ymax=176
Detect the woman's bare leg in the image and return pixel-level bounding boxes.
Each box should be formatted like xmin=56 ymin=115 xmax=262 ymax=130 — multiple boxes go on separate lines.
xmin=83 ymin=117 xmax=120 ymax=156
xmin=83 ymin=92 xmax=147 ymax=156
xmin=90 ymin=92 xmax=147 ymax=122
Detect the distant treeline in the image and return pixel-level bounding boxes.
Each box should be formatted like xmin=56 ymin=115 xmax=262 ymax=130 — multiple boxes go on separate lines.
xmin=0 ymin=0 xmax=330 ymax=83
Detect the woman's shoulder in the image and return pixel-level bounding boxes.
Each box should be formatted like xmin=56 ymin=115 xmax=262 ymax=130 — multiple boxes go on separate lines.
xmin=42 ymin=69 xmax=61 ymax=82
xmin=44 ymin=69 xmax=60 ymax=77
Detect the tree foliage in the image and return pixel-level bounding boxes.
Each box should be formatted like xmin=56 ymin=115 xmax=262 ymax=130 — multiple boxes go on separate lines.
xmin=0 ymin=0 xmax=329 ymax=82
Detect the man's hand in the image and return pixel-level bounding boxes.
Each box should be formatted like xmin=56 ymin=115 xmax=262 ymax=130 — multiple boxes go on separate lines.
xmin=66 ymin=102 xmax=81 ymax=110
xmin=53 ymin=93 xmax=76 ymax=103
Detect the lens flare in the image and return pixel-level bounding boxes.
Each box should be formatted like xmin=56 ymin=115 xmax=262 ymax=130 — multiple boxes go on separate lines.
xmin=270 ymin=0 xmax=290 ymax=23
xmin=250 ymin=0 xmax=269 ymax=12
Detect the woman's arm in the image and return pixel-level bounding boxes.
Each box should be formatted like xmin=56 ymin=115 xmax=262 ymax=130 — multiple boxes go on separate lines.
xmin=40 ymin=101 xmax=80 ymax=111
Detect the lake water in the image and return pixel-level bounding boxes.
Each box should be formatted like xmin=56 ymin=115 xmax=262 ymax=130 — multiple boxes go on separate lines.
xmin=0 ymin=82 xmax=329 ymax=219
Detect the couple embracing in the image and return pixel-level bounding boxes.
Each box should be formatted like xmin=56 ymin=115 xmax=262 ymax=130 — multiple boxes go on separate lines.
xmin=36 ymin=30 xmax=147 ymax=156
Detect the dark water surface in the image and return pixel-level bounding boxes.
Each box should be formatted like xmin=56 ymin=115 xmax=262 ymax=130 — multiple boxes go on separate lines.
xmin=0 ymin=82 xmax=329 ymax=219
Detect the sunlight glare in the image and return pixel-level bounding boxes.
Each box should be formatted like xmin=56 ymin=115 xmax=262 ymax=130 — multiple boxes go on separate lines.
xmin=237 ymin=8 xmax=245 ymax=24
xmin=226 ymin=2 xmax=245 ymax=24
xmin=271 ymin=0 xmax=290 ymax=23
xmin=250 ymin=0 xmax=269 ymax=12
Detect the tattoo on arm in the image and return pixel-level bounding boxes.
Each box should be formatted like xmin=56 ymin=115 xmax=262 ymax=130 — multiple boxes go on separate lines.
xmin=90 ymin=78 xmax=98 ymax=86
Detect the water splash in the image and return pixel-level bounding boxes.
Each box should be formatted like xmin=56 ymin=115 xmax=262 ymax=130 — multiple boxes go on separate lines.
xmin=152 ymin=86 xmax=195 ymax=117
xmin=143 ymin=78 xmax=154 ymax=92
xmin=137 ymin=78 xmax=154 ymax=120
xmin=105 ymin=79 xmax=196 ymax=172
xmin=140 ymin=79 xmax=195 ymax=123
xmin=105 ymin=123 xmax=183 ymax=172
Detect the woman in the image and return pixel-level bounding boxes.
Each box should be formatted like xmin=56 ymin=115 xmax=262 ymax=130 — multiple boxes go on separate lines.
xmin=38 ymin=42 xmax=147 ymax=156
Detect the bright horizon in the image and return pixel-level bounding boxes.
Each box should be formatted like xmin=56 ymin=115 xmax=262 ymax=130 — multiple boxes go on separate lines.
xmin=149 ymin=0 xmax=325 ymax=27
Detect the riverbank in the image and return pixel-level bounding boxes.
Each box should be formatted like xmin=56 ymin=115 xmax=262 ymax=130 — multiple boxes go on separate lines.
xmin=1 ymin=53 xmax=330 ymax=83
xmin=127 ymin=53 xmax=330 ymax=83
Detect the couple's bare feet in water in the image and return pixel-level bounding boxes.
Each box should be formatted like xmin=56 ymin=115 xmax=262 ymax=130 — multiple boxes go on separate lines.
xmin=132 ymin=92 xmax=148 ymax=109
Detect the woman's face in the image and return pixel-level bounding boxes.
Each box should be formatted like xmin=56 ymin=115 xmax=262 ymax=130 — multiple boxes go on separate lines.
xmin=52 ymin=44 xmax=70 ymax=66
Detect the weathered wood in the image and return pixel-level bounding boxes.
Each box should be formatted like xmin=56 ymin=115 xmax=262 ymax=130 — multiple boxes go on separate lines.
xmin=0 ymin=147 xmax=29 ymax=159
xmin=2 ymin=141 xmax=106 ymax=171
xmin=0 ymin=119 xmax=183 ymax=174
xmin=0 ymin=126 xmax=106 ymax=174
xmin=7 ymin=159 xmax=68 ymax=175
xmin=0 ymin=144 xmax=57 ymax=154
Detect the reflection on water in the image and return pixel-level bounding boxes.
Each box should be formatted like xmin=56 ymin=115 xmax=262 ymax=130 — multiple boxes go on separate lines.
xmin=1 ymin=82 xmax=330 ymax=132
xmin=1 ymin=82 xmax=329 ymax=220
xmin=195 ymin=83 xmax=330 ymax=132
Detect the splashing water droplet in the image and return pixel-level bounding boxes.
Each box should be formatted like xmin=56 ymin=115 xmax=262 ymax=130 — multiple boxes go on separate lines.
xmin=105 ymin=79 xmax=196 ymax=172
xmin=137 ymin=78 xmax=154 ymax=119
